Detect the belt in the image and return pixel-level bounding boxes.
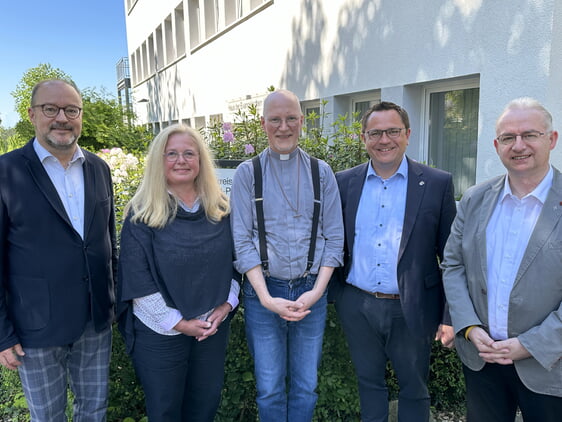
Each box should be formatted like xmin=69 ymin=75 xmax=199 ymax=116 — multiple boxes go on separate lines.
xmin=354 ymin=286 xmax=400 ymax=299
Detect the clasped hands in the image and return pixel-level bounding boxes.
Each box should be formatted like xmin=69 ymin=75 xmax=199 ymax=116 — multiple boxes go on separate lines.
xmin=174 ymin=302 xmax=232 ymax=341
xmin=467 ymin=326 xmax=531 ymax=364
xmin=262 ymin=289 xmax=321 ymax=322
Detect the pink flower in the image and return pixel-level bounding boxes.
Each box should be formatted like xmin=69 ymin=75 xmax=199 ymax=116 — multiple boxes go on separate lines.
xmin=244 ymin=144 xmax=255 ymax=154
xmin=222 ymin=122 xmax=233 ymax=132
xmin=223 ymin=131 xmax=235 ymax=143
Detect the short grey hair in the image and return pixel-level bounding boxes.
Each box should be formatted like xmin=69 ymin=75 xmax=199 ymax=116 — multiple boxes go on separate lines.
xmin=496 ymin=97 xmax=553 ymax=133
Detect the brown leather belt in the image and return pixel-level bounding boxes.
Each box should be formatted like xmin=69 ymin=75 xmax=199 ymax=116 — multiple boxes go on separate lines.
xmin=361 ymin=288 xmax=400 ymax=299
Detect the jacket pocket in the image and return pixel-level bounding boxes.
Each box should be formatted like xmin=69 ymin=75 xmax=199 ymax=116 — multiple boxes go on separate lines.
xmin=8 ymin=276 xmax=49 ymax=330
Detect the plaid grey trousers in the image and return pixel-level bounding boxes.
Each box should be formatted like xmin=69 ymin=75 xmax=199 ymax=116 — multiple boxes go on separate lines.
xmin=17 ymin=322 xmax=112 ymax=422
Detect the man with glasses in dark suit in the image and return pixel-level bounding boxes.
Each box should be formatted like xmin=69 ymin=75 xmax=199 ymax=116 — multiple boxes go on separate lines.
xmin=0 ymin=79 xmax=117 ymax=421
xmin=334 ymin=101 xmax=456 ymax=422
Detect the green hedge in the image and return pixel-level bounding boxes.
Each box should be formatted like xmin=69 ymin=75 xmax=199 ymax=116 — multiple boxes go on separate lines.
xmin=0 ymin=305 xmax=464 ymax=421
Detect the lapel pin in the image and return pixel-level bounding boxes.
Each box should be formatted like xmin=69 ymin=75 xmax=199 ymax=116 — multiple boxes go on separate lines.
xmin=419 ymin=181 xmax=425 ymax=186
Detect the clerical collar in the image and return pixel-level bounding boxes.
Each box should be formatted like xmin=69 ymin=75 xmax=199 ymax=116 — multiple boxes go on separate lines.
xmin=268 ymin=148 xmax=299 ymax=161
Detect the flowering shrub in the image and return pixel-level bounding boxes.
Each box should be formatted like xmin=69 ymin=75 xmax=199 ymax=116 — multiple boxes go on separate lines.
xmin=204 ymin=100 xmax=367 ymax=172
xmin=205 ymin=104 xmax=269 ymax=160
xmin=97 ymin=147 xmax=140 ymax=184
xmin=96 ymin=147 xmax=144 ymax=232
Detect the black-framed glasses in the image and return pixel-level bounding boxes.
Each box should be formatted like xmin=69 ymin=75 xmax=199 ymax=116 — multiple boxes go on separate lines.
xmin=364 ymin=127 xmax=406 ymax=141
xmin=31 ymin=103 xmax=82 ymax=120
xmin=496 ymin=131 xmax=547 ymax=145
xmin=163 ymin=150 xmax=199 ymax=162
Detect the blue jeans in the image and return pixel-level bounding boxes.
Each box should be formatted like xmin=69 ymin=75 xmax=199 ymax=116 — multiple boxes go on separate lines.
xmin=243 ymin=275 xmax=327 ymax=422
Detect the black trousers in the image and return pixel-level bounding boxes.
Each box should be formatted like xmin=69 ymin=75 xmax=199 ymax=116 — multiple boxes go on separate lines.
xmin=336 ymin=284 xmax=432 ymax=422
xmin=463 ymin=362 xmax=562 ymax=422
xmin=131 ymin=315 xmax=231 ymax=422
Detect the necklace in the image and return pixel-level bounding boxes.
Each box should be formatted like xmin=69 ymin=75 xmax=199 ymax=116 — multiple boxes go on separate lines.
xmin=269 ymin=151 xmax=301 ymax=217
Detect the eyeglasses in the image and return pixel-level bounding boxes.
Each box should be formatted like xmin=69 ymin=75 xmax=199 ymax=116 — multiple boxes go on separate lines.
xmin=496 ymin=131 xmax=547 ymax=145
xmin=364 ymin=127 xmax=406 ymax=141
xmin=267 ymin=116 xmax=300 ymax=127
xmin=163 ymin=150 xmax=199 ymax=162
xmin=31 ymin=103 xmax=82 ymax=120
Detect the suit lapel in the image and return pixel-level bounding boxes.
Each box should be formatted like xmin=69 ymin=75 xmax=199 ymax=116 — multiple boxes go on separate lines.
xmin=346 ymin=163 xmax=368 ymax=256
xmin=399 ymin=158 xmax=424 ymax=263
xmin=22 ymin=142 xmax=73 ymax=228
xmin=82 ymin=153 xmax=97 ymax=239
xmin=515 ymin=169 xmax=562 ymax=284
xmin=475 ymin=177 xmax=505 ymax=285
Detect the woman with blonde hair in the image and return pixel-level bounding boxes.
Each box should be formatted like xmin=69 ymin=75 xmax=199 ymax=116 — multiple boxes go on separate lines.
xmin=118 ymin=124 xmax=240 ymax=422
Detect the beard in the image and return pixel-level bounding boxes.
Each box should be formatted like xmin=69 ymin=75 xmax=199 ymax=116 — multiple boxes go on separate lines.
xmin=45 ymin=134 xmax=78 ymax=150
xmin=45 ymin=125 xmax=80 ymax=150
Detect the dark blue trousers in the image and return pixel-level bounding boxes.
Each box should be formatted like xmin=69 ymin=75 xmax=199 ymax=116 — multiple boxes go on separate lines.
xmin=131 ymin=315 xmax=231 ymax=422
xmin=336 ymin=284 xmax=432 ymax=422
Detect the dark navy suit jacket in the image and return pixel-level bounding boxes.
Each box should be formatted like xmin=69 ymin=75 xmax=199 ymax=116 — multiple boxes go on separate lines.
xmin=335 ymin=157 xmax=456 ymax=338
xmin=0 ymin=140 xmax=117 ymax=351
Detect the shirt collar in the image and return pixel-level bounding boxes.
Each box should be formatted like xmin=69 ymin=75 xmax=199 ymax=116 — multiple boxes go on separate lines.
xmin=267 ymin=147 xmax=300 ymax=161
xmin=33 ymin=138 xmax=85 ymax=165
xmin=168 ymin=191 xmax=201 ymax=212
xmin=366 ymin=155 xmax=408 ymax=180
xmin=501 ymin=166 xmax=553 ymax=204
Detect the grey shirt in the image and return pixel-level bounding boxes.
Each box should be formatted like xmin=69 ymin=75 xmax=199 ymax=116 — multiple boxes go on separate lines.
xmin=231 ymin=147 xmax=344 ymax=280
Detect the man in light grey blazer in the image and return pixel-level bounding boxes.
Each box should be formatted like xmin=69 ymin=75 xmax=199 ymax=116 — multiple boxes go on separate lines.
xmin=442 ymin=97 xmax=562 ymax=422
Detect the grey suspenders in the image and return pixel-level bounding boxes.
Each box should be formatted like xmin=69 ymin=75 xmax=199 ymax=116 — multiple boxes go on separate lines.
xmin=252 ymin=154 xmax=321 ymax=277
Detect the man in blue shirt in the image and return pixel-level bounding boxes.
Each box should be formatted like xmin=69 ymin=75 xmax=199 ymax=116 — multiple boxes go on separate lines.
xmin=335 ymin=101 xmax=456 ymax=422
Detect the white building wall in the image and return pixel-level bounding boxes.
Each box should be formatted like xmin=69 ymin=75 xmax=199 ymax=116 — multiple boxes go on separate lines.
xmin=124 ymin=0 xmax=562 ymax=183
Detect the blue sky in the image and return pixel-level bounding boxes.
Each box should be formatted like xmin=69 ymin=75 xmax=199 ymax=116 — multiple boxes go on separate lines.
xmin=0 ymin=1 xmax=128 ymax=127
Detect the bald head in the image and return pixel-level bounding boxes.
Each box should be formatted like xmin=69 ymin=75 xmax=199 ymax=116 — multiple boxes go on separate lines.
xmin=263 ymin=89 xmax=301 ymax=117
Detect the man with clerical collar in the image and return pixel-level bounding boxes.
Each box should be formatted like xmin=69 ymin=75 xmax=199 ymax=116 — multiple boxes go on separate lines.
xmin=230 ymin=89 xmax=344 ymax=422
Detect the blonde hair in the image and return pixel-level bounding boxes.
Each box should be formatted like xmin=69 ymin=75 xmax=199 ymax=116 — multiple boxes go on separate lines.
xmin=125 ymin=124 xmax=229 ymax=228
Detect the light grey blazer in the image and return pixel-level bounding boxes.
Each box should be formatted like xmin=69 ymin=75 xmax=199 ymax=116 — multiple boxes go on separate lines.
xmin=442 ymin=167 xmax=562 ymax=397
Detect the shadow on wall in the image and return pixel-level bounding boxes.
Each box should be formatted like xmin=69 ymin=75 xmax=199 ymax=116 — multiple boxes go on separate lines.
xmin=280 ymin=0 xmax=548 ymax=99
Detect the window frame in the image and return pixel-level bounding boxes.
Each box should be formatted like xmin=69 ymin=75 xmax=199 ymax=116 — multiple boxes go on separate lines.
xmin=419 ymin=77 xmax=479 ymax=160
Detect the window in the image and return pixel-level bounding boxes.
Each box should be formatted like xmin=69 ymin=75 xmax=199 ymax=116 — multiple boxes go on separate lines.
xmin=188 ymin=0 xmax=270 ymax=49
xmin=351 ymin=92 xmax=380 ymax=122
xmin=148 ymin=34 xmax=155 ymax=75
xmin=130 ymin=51 xmax=137 ymax=85
xmin=188 ymin=0 xmax=200 ymax=48
xmin=305 ymin=106 xmax=321 ymax=131
xmin=194 ymin=116 xmax=206 ymax=130
xmin=175 ymin=4 xmax=186 ymax=57
xmin=164 ymin=15 xmax=174 ymax=63
xmin=425 ymin=82 xmax=479 ymax=196
xmin=156 ymin=25 xmax=164 ymax=70
xmin=204 ymin=0 xmax=219 ymax=38
xmin=141 ymin=41 xmax=148 ymax=80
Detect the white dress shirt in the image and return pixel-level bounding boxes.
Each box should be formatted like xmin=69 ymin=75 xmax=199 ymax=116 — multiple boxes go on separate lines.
xmin=485 ymin=167 xmax=553 ymax=340
xmin=33 ymin=139 xmax=85 ymax=239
